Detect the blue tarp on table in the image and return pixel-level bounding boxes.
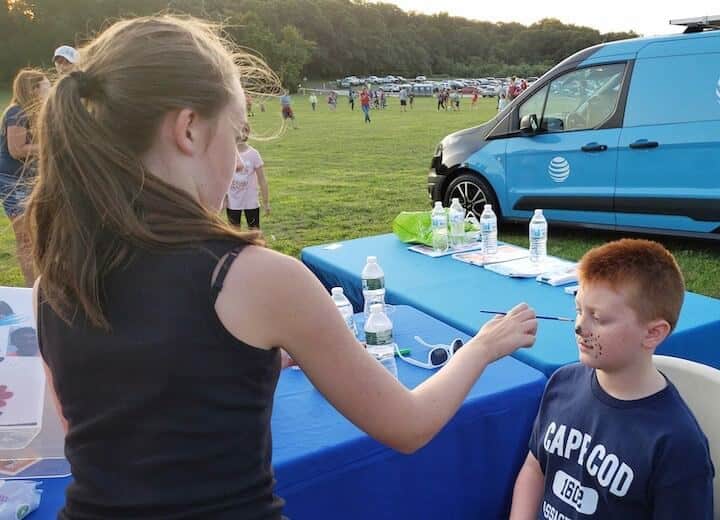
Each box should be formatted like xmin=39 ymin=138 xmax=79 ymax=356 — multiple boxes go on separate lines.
xmin=301 ymin=233 xmax=720 ymax=376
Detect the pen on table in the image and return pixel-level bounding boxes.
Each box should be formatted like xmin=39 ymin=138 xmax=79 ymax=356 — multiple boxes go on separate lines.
xmin=479 ymin=310 xmax=574 ymax=322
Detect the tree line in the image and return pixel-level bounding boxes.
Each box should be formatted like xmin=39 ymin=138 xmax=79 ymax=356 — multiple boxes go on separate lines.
xmin=1 ymin=0 xmax=637 ymax=90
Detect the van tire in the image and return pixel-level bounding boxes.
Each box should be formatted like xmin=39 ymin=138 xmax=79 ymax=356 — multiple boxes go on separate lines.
xmin=444 ymin=173 xmax=499 ymax=219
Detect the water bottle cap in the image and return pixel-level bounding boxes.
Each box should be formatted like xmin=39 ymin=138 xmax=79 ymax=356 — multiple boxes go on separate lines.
xmin=484 ymin=204 xmax=492 ymax=210
xmin=367 ymin=256 xmax=377 ymax=263
xmin=534 ymin=209 xmax=543 ymax=216
xmin=369 ymin=303 xmax=384 ymax=314
xmin=451 ymin=197 xmax=459 ymax=203
xmin=331 ymin=287 xmax=344 ymax=296
xmin=434 ymin=201 xmax=443 ymax=208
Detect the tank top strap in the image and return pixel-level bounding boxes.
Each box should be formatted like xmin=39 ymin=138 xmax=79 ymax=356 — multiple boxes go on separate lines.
xmin=210 ymin=245 xmax=244 ymax=304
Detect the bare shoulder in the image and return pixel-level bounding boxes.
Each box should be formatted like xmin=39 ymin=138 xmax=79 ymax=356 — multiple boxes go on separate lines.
xmin=227 ymin=245 xmax=306 ymax=285
xmin=214 ymin=245 xmax=320 ymax=349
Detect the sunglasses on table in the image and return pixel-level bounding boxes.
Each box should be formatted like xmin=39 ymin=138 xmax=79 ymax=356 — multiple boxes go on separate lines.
xmin=395 ymin=336 xmax=465 ymax=370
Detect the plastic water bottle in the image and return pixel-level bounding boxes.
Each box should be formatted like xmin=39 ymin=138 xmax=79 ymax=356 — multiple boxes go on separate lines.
xmin=331 ymin=287 xmax=357 ymax=336
xmin=431 ymin=201 xmax=449 ymax=253
xmin=448 ymin=198 xmax=466 ymax=249
xmin=361 ymin=256 xmax=386 ymax=316
xmin=364 ymin=303 xmax=398 ymax=379
xmin=529 ymin=209 xmax=548 ymax=263
xmin=480 ymin=204 xmax=498 ymax=255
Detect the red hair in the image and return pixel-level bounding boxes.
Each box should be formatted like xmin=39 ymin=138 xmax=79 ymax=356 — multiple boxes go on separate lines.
xmin=578 ymin=239 xmax=685 ymax=330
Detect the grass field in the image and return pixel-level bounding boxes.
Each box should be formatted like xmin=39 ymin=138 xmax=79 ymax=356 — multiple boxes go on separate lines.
xmin=1 ymin=89 xmax=719 ymax=297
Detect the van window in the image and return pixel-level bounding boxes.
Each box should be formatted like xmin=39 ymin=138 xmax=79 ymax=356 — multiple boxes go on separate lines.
xmin=524 ymin=64 xmax=625 ymax=133
xmin=519 ymin=85 xmax=548 ymax=122
xmin=624 ymin=53 xmax=720 ymax=126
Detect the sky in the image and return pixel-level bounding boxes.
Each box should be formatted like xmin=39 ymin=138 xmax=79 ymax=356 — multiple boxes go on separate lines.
xmin=375 ymin=0 xmax=719 ymax=36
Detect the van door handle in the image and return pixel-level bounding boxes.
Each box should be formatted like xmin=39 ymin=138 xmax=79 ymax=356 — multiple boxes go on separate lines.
xmin=629 ymin=140 xmax=659 ymax=149
xmin=581 ymin=143 xmax=607 ymax=152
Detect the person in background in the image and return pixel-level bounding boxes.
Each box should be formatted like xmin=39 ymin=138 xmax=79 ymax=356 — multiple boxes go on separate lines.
xmin=28 ymin=15 xmax=538 ymax=517
xmin=280 ymin=91 xmax=298 ymax=129
xmin=507 ymin=75 xmax=518 ymax=101
xmin=226 ymin=123 xmax=269 ymax=230
xmin=408 ymin=90 xmax=415 ymax=109
xmin=0 ymin=69 xmax=50 ymax=286
xmin=246 ymin=94 xmax=254 ymax=117
xmin=399 ymin=87 xmax=408 ymax=112
xmin=53 ymin=45 xmax=78 ymax=75
xmin=309 ymin=92 xmax=317 ymax=112
xmin=348 ymin=88 xmax=355 ymax=111
xmin=498 ymin=92 xmax=508 ymax=112
xmin=452 ymin=89 xmax=461 ymax=111
xmin=510 ymin=239 xmax=714 ymax=519
xmin=360 ymin=86 xmax=371 ymax=123
xmin=471 ymin=89 xmax=479 ymax=109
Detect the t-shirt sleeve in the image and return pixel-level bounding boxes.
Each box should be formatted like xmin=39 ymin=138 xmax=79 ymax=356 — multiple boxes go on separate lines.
xmin=5 ymin=106 xmax=28 ymax=129
xmin=528 ymin=404 xmax=542 ymax=463
xmin=528 ymin=380 xmax=556 ymax=475
xmin=252 ymin=149 xmax=264 ymax=169
xmin=651 ymin=475 xmax=714 ymax=519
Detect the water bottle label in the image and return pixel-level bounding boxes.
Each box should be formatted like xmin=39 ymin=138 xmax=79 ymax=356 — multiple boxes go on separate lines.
xmin=432 ymin=216 xmax=447 ymax=227
xmin=531 ymin=227 xmax=545 ymax=239
xmin=482 ymin=222 xmax=494 ymax=233
xmin=450 ymin=213 xmax=464 ymax=224
xmin=362 ymin=277 xmax=384 ymax=291
xmin=366 ymin=329 xmax=393 ymax=346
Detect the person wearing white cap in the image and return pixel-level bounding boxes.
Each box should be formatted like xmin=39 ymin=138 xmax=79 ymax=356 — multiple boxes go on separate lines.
xmin=53 ymin=45 xmax=78 ymax=74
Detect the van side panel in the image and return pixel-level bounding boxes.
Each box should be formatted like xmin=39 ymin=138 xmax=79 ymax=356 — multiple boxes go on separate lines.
xmin=463 ymin=140 xmax=510 ymax=210
xmin=616 ymin=45 xmax=720 ymax=232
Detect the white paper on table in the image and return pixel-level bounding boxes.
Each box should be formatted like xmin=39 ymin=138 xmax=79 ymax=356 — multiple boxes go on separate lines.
xmin=408 ymin=242 xmax=483 ymax=258
xmin=452 ymin=243 xmax=529 ymax=266
xmin=0 ymin=357 xmax=45 ymax=428
xmin=484 ymin=256 xmax=577 ymax=278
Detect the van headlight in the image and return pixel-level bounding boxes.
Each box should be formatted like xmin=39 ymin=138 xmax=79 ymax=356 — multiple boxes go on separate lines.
xmin=434 ymin=142 xmax=443 ymax=157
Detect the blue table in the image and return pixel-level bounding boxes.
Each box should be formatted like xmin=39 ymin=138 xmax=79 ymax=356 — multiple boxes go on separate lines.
xmin=301 ymin=233 xmax=720 ymax=375
xmin=30 ymin=305 xmax=546 ymax=519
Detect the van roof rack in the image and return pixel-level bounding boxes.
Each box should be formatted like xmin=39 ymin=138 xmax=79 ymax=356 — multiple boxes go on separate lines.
xmin=670 ymin=15 xmax=720 ymax=33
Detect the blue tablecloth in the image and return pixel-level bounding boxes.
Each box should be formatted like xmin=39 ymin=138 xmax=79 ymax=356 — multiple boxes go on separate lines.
xmin=30 ymin=305 xmax=547 ymax=519
xmin=301 ymin=233 xmax=720 ymax=376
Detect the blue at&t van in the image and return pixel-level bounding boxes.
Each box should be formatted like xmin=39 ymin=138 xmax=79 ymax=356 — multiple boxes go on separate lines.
xmin=427 ymin=16 xmax=720 ymax=239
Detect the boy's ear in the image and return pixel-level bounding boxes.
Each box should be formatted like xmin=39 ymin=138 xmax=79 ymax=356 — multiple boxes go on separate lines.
xmin=642 ymin=319 xmax=672 ymax=352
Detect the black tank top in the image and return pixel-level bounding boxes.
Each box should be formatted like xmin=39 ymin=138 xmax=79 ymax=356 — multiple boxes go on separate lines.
xmin=38 ymin=241 xmax=285 ymax=519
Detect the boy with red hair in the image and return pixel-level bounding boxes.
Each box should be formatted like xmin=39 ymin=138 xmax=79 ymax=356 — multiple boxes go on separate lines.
xmin=510 ymin=239 xmax=714 ymax=519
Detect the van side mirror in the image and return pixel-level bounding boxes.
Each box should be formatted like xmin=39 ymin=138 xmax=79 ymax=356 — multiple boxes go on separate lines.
xmin=520 ymin=114 xmax=539 ymax=134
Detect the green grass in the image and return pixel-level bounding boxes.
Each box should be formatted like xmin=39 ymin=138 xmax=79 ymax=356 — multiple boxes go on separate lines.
xmin=1 ymin=89 xmax=719 ymax=297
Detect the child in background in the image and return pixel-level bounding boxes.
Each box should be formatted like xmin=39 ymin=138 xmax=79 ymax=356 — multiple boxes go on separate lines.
xmin=510 ymin=239 xmax=714 ymax=519
xmin=280 ymin=91 xmax=297 ymax=128
xmin=498 ymin=92 xmax=508 ymax=112
xmin=471 ymin=89 xmax=479 ymax=109
xmin=226 ymin=123 xmax=269 ymax=230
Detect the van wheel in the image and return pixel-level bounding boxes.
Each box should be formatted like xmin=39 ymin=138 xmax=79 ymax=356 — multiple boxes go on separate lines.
xmin=444 ymin=173 xmax=498 ymax=219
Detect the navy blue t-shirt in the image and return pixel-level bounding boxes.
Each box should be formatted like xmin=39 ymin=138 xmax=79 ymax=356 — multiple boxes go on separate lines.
xmin=0 ymin=105 xmax=29 ymax=177
xmin=530 ymin=363 xmax=714 ymax=519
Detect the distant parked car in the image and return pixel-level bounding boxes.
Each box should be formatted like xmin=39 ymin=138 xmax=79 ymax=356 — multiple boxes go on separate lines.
xmin=415 ymin=75 xmax=427 ymax=81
